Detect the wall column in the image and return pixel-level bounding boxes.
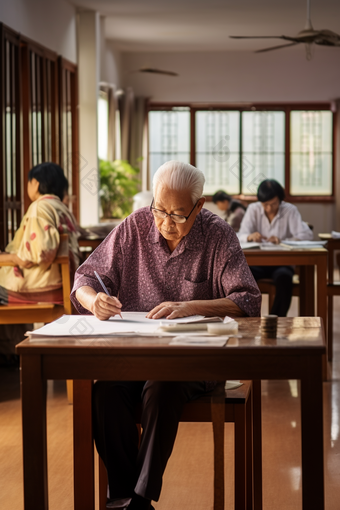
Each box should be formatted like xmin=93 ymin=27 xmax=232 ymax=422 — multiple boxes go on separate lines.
xmin=77 ymin=10 xmax=100 ymax=225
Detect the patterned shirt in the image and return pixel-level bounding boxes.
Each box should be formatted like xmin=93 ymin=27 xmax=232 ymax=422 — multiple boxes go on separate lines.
xmin=71 ymin=207 xmax=261 ymax=317
xmin=1 ymin=194 xmax=79 ymax=293
xmin=238 ymin=201 xmax=314 ymax=243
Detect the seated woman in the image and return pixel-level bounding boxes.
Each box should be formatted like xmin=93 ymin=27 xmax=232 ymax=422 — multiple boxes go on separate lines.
xmin=212 ymin=190 xmax=246 ymax=232
xmin=238 ymin=178 xmax=313 ymax=316
xmin=0 ymin=162 xmax=80 ymax=361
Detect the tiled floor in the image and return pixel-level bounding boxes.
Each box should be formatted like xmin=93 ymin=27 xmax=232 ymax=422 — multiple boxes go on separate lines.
xmin=1 ymin=296 xmax=340 ymax=509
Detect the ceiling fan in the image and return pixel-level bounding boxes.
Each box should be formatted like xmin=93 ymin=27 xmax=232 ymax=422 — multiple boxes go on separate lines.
xmin=131 ymin=68 xmax=178 ymax=76
xmin=230 ymin=0 xmax=340 ymax=60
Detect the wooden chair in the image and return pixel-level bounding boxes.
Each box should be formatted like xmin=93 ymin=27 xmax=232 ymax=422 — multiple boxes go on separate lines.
xmin=0 ymin=233 xmax=73 ymax=401
xmin=95 ymin=381 xmax=261 ymax=510
xmin=257 ymin=273 xmax=303 ymax=314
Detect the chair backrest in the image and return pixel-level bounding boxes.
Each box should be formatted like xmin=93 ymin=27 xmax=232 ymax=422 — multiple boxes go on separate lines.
xmin=55 ymin=234 xmax=72 ymax=314
xmin=0 ymin=233 xmax=71 ymax=322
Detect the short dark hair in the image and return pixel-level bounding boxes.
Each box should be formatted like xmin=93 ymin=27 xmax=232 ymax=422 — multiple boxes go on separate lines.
xmin=257 ymin=179 xmax=285 ymax=203
xmin=212 ymin=190 xmax=232 ymax=204
xmin=28 ymin=162 xmax=67 ymax=201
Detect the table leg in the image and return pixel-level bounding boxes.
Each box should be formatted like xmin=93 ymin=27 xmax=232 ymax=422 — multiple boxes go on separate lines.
xmin=211 ymin=381 xmax=225 ymax=510
xmin=300 ymin=356 xmax=324 ymax=510
xmin=252 ymin=380 xmax=262 ymax=510
xmin=21 ymin=355 xmax=48 ymax=510
xmin=73 ymin=380 xmax=95 ymax=510
xmin=299 ymin=266 xmax=315 ymax=316
xmin=317 ymin=256 xmax=328 ymax=345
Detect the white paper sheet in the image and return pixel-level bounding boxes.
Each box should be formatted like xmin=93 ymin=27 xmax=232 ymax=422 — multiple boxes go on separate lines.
xmin=169 ymin=335 xmax=229 ymax=347
xmin=240 ymin=242 xmax=261 ymax=250
xmin=331 ymin=231 xmax=340 ymax=239
xmin=29 ymin=313 xmax=223 ymax=338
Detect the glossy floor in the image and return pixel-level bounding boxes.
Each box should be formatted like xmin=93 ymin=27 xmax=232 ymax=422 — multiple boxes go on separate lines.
xmin=0 ymin=296 xmax=339 ymax=510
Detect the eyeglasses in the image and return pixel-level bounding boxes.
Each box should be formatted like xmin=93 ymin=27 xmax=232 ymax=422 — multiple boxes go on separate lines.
xmin=150 ymin=199 xmax=198 ymax=224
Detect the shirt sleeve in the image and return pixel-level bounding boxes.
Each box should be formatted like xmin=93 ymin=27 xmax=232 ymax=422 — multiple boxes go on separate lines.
xmin=219 ymin=230 xmax=262 ymax=317
xmin=70 ymin=227 xmax=123 ymax=315
xmin=16 ymin=211 xmax=60 ymax=265
xmin=237 ymin=204 xmax=258 ymax=243
xmin=283 ymin=207 xmax=314 ymax=241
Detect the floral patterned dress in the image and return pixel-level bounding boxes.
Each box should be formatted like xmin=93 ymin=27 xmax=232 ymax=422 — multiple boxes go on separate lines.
xmin=0 ymin=194 xmax=80 ymax=305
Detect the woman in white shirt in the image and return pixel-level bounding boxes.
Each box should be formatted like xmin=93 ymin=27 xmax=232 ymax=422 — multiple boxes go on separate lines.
xmin=238 ymin=179 xmax=313 ymax=316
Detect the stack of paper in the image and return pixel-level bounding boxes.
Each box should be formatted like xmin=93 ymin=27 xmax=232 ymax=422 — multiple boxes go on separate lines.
xmin=331 ymin=231 xmax=340 ymax=239
xmin=281 ymin=240 xmax=327 ymax=248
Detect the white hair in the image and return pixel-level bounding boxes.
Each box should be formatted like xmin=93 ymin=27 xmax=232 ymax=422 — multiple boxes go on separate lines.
xmin=152 ymin=160 xmax=205 ymax=204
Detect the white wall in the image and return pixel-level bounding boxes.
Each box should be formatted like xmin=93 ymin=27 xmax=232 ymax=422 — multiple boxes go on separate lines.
xmin=78 ymin=11 xmax=100 ymax=226
xmin=0 ymin=0 xmax=77 ymax=62
xmin=121 ymin=48 xmax=340 ymax=102
xmin=120 ymin=48 xmax=340 ymax=234
xmin=103 ymin=40 xmax=122 ymax=87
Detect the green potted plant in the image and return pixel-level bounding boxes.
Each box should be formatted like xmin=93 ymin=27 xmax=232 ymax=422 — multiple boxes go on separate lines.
xmin=99 ymin=159 xmax=140 ymax=219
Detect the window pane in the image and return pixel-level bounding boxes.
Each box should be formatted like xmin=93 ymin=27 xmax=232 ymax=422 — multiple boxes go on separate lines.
xmin=149 ymin=109 xmax=190 ymax=182
xmin=290 ymin=111 xmax=332 ymax=195
xmin=195 ymin=111 xmax=240 ymax=195
xmin=242 ymin=111 xmax=285 ymax=195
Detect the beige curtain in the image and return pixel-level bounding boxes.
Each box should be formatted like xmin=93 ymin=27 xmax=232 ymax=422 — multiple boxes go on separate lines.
xmin=107 ymin=85 xmax=117 ymax=161
xmin=119 ymin=91 xmax=149 ymax=190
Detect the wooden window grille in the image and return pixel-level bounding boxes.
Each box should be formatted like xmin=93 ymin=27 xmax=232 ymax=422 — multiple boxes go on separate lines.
xmin=0 ymin=24 xmax=22 ymax=250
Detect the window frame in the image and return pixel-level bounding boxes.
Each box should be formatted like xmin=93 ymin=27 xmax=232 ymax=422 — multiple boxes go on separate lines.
xmin=148 ymin=101 xmax=336 ymax=203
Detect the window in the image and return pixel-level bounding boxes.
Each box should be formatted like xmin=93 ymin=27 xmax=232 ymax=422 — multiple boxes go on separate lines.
xmin=148 ymin=108 xmax=190 ymax=182
xmin=148 ymin=104 xmax=334 ymax=201
xmin=290 ymin=111 xmax=333 ymax=196
xmin=195 ymin=111 xmax=240 ymax=194
xmin=242 ymin=111 xmax=285 ymax=195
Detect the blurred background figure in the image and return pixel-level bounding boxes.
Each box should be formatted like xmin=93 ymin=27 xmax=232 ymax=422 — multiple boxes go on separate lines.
xmin=212 ymin=190 xmax=246 ymax=232
xmin=238 ymin=179 xmax=313 ymax=316
xmin=0 ymin=162 xmax=80 ymax=364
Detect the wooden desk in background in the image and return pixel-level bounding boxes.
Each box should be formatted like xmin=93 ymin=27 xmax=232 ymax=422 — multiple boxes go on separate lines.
xmin=318 ymin=234 xmax=340 ymax=360
xmin=17 ymin=317 xmax=326 ymax=510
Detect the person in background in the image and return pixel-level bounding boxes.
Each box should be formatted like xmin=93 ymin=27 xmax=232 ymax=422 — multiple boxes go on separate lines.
xmin=0 ymin=162 xmax=79 ymax=363
xmin=71 ymin=160 xmax=261 ymax=510
xmin=238 ymin=179 xmax=313 ymax=316
xmin=212 ymin=190 xmax=246 ymax=232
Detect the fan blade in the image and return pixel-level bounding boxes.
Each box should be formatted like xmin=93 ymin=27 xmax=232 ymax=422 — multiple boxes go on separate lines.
xmin=255 ymin=42 xmax=300 ymax=53
xmin=138 ymin=68 xmax=178 ymax=76
xmin=230 ymin=36 xmax=286 ymax=39
xmin=230 ymin=35 xmax=298 ymax=42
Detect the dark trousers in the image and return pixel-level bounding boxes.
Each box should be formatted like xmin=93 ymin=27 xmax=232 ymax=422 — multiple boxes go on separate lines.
xmin=250 ymin=265 xmax=295 ymax=317
xmin=93 ymin=380 xmax=206 ymax=502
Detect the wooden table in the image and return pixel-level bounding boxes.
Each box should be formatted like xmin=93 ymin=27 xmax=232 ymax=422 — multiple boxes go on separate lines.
xmin=318 ymin=234 xmax=340 ymax=360
xmin=244 ymin=248 xmax=328 ymax=344
xmin=17 ymin=317 xmax=326 ymax=510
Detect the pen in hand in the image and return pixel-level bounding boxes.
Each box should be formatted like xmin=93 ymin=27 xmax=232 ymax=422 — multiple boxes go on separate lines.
xmin=94 ymin=270 xmax=123 ymax=319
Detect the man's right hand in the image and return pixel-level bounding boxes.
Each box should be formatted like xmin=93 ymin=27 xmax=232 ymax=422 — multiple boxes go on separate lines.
xmin=247 ymin=232 xmax=266 ymax=243
xmin=90 ymin=292 xmax=123 ymax=320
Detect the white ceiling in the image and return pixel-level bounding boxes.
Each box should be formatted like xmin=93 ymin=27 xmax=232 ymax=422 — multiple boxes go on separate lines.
xmin=70 ymin=0 xmax=340 ymax=52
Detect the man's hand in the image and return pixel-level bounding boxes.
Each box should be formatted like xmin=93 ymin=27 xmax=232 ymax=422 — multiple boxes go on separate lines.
xmin=147 ymin=301 xmax=196 ymax=320
xmin=247 ymin=232 xmax=266 ymax=243
xmin=266 ymin=236 xmax=280 ymax=244
xmin=90 ymin=292 xmax=123 ymax=321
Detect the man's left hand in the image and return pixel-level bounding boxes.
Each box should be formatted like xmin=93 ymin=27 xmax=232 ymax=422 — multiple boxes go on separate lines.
xmin=147 ymin=301 xmax=196 ymax=320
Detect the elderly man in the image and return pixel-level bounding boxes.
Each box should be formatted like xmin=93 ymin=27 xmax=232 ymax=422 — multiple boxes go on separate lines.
xmin=71 ymin=161 xmax=261 ymax=510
